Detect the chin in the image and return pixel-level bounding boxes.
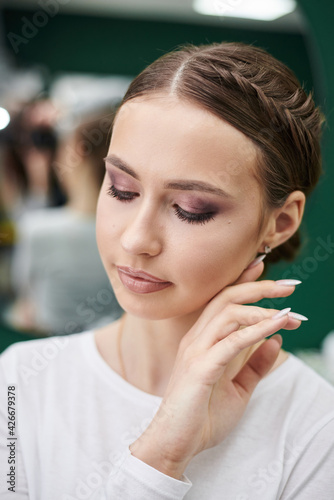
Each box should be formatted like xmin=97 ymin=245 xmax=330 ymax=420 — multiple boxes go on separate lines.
xmin=114 ymin=294 xmax=175 ymax=321
xmin=113 ymin=288 xmax=206 ymax=324
xmin=108 ymin=266 xmax=214 ymax=322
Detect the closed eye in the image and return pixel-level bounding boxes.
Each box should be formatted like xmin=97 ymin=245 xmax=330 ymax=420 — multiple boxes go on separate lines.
xmin=106 ymin=184 xmax=216 ymax=225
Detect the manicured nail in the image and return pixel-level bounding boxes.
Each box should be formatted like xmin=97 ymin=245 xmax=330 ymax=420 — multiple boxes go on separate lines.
xmin=272 ymin=307 xmax=291 ymax=319
xmin=247 ymin=254 xmax=266 ymax=269
xmin=288 ymin=312 xmax=308 ymax=321
xmin=276 ymin=279 xmax=302 ymax=286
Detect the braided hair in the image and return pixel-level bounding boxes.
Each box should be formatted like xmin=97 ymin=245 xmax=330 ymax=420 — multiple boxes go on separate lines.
xmin=112 ymin=42 xmax=324 ymax=266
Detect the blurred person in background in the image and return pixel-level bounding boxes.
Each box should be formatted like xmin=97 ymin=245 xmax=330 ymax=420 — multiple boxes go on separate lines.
xmin=0 ymin=97 xmax=65 ymax=223
xmin=2 ymin=106 xmax=123 ymax=335
xmin=0 ymin=97 xmax=66 ymax=310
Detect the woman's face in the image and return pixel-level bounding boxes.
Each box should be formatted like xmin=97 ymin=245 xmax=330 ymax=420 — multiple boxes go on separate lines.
xmin=96 ymin=94 xmax=268 ymax=320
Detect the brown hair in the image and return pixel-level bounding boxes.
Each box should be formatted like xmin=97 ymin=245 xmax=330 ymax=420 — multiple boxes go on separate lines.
xmin=72 ymin=108 xmax=116 ymax=188
xmin=114 ymin=41 xmax=325 ymax=265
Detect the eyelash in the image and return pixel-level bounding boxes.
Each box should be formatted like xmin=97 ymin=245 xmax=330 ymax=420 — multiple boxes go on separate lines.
xmin=106 ymin=184 xmax=216 ymax=225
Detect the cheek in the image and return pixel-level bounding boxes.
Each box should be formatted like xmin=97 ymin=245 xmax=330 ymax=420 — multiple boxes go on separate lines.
xmin=171 ymin=220 xmax=259 ymax=292
xmin=95 ymin=193 xmax=120 ymax=259
xmin=175 ymin=239 xmax=233 ymax=289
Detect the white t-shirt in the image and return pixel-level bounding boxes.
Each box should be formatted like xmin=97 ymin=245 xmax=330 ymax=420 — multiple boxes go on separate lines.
xmin=1 ymin=330 xmax=334 ymax=500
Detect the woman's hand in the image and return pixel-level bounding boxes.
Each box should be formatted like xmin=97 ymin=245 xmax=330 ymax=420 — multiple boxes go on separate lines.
xmin=129 ymin=261 xmax=302 ymax=479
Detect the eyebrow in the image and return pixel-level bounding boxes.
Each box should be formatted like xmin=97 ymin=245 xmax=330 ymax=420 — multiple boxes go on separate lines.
xmin=104 ymin=154 xmax=232 ymax=199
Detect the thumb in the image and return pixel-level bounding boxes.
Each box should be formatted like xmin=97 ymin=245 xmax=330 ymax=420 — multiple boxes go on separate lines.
xmin=232 ymin=334 xmax=282 ymax=400
xmin=232 ymin=258 xmax=265 ymax=286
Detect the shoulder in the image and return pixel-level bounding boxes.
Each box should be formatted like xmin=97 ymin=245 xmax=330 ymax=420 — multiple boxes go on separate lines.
xmin=253 ymin=353 xmax=334 ymax=443
xmin=257 ymin=351 xmax=334 ymax=401
xmin=288 ymin=354 xmax=334 ymax=425
xmin=17 ymin=207 xmax=92 ymax=239
xmin=0 ymin=331 xmax=93 ymax=387
xmin=14 ymin=208 xmax=66 ymax=245
xmin=17 ymin=207 xmax=67 ymax=228
xmin=282 ymin=353 xmax=334 ymax=402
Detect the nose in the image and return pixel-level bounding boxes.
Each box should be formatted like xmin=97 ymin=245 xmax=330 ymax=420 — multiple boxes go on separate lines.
xmin=120 ymin=198 xmax=163 ymax=257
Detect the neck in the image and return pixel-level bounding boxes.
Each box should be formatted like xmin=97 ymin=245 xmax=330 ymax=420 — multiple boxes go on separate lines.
xmin=63 ymin=163 xmax=100 ymax=215
xmin=119 ymin=311 xmax=283 ymax=397
xmin=121 ymin=311 xmax=200 ymax=396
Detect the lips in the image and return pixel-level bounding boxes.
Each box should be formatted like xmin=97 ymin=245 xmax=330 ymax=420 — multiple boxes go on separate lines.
xmin=116 ymin=266 xmax=170 ymax=283
xmin=117 ymin=266 xmax=172 ymax=294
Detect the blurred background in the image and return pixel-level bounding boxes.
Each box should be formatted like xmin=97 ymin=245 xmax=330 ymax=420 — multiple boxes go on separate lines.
xmin=0 ymin=0 xmax=333 ymax=380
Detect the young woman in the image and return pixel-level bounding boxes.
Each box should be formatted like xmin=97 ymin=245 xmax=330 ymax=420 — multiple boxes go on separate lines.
xmin=1 ymin=42 xmax=334 ymax=500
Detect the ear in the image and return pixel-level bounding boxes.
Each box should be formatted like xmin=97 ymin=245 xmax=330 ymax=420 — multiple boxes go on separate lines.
xmin=260 ymin=191 xmax=305 ymax=251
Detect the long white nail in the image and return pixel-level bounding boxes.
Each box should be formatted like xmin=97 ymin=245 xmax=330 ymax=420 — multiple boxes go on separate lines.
xmin=288 ymin=312 xmax=308 ymax=321
xmin=247 ymin=254 xmax=266 ymax=269
xmin=276 ymin=279 xmax=302 ymax=286
xmin=272 ymin=307 xmax=291 ymax=319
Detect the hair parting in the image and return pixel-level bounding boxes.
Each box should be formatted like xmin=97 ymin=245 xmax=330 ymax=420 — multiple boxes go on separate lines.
xmin=114 ymin=41 xmax=325 ymax=265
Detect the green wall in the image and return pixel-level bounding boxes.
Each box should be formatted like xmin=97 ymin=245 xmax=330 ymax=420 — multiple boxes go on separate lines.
xmin=3 ymin=8 xmax=314 ymax=87
xmin=1 ymin=3 xmax=333 ymax=351
xmin=264 ymin=0 xmax=334 ymax=351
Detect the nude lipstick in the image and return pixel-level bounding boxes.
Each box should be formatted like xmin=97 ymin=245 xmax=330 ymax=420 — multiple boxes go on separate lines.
xmin=116 ymin=266 xmax=172 ymax=294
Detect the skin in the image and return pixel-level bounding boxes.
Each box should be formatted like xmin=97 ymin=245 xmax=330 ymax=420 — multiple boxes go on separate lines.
xmin=95 ymin=93 xmax=305 ymax=477
xmin=54 ymin=134 xmax=101 ymax=215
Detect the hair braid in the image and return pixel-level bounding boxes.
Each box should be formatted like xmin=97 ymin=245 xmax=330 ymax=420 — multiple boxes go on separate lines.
xmin=118 ymin=41 xmax=324 ymax=266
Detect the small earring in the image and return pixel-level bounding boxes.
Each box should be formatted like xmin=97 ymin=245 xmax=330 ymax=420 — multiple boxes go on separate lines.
xmin=265 ymin=245 xmax=272 ymax=254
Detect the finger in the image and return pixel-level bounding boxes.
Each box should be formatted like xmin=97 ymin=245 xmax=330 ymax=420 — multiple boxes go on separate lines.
xmin=282 ymin=317 xmax=303 ymax=330
xmin=232 ymin=259 xmax=265 ymax=286
xmin=223 ymin=279 xmax=297 ymax=306
xmin=206 ymin=313 xmax=289 ymax=368
xmin=193 ymin=304 xmax=298 ymax=349
xmin=190 ymin=279 xmax=297 ymax=338
xmin=232 ymin=334 xmax=282 ymax=400
xmin=207 ymin=261 xmax=264 ymax=304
